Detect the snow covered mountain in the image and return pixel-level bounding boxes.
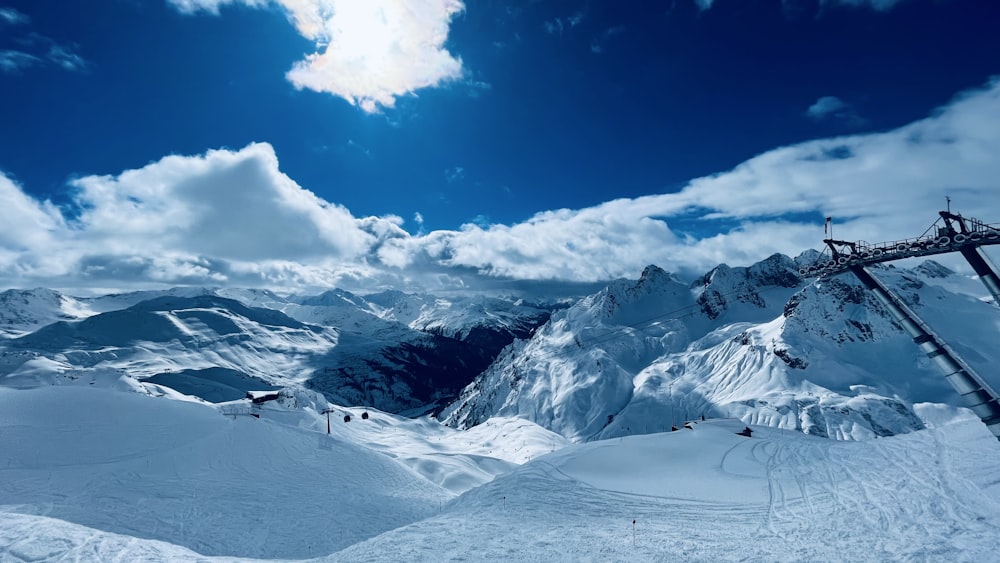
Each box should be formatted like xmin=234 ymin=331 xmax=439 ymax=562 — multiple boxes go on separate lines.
xmin=441 ymin=256 xmax=1000 ymax=442
xmin=0 ymin=287 xmax=552 ymax=414
xmin=2 ymin=294 xmax=337 ymax=396
xmin=3 ymin=259 xmax=1000 ymax=561
xmin=0 ymin=288 xmax=92 ymax=337
xmin=2 ymin=254 xmax=997 ymax=441
xmin=364 ymin=289 xmax=552 ymax=343
xmin=278 ymin=288 xmax=552 ymax=413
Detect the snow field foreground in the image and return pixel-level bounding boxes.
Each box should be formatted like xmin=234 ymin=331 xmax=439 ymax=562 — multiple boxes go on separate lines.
xmin=332 ymin=413 xmax=1000 ymax=562
xmin=3 ymin=384 xmax=1000 ymax=562
xmin=0 ymin=385 xmax=452 ymax=559
xmin=0 ymin=382 xmax=567 ymax=561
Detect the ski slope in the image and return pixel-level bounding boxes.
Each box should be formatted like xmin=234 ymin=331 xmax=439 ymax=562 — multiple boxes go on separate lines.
xmin=334 ymin=412 xmax=1000 ymax=562
xmin=0 ymin=385 xmax=448 ymax=559
xmin=0 ymin=377 xmax=565 ymax=560
xmin=3 ymin=379 xmax=1000 ymax=561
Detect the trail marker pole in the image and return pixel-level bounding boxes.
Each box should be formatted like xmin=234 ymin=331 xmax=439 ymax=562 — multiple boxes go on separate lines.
xmin=503 ymin=495 xmax=506 ymax=510
xmin=632 ymin=519 xmax=636 ymax=547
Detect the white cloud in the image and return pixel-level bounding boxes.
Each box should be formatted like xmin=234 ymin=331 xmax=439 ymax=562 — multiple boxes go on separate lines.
xmin=407 ymin=202 xmax=683 ymax=281
xmin=3 ymin=80 xmax=1000 ymax=293
xmin=465 ymin=78 xmax=492 ymax=98
xmin=444 ymin=166 xmax=464 ymax=183
xmin=806 ymin=96 xmax=847 ymax=119
xmin=0 ymin=144 xmax=399 ymax=290
xmin=167 ymin=0 xmax=268 ymax=15
xmin=46 ymin=44 xmax=89 ymax=72
xmin=806 ymin=95 xmax=866 ymax=127
xmin=374 ymin=78 xmax=1000 ymax=282
xmin=0 ymin=173 xmax=63 ymax=254
xmin=69 ymin=143 xmax=376 ymax=261
xmin=171 ymin=0 xmax=465 ymax=113
xmin=696 ymin=83 xmax=998 ymax=222
xmin=0 ymin=50 xmax=41 ymax=73
xmin=545 ymin=11 xmax=585 ymax=36
xmin=0 ymin=7 xmax=28 ymax=25
xmin=590 ymin=25 xmax=626 ymax=54
xmin=0 ymin=22 xmax=89 ymax=74
xmin=0 ymin=173 xmax=69 ymax=282
xmin=346 ymin=138 xmax=373 ymax=158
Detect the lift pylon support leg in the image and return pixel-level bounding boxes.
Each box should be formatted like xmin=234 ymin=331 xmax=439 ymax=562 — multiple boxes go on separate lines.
xmin=959 ymin=246 xmax=1000 ymax=306
xmin=849 ymin=265 xmax=1000 ymax=440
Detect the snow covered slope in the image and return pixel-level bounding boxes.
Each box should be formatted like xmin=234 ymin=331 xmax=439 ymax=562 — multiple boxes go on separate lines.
xmin=0 ymin=384 xmax=447 ymax=559
xmin=364 ymin=290 xmax=552 ymax=343
xmin=294 ymin=290 xmax=552 ymax=414
xmin=0 ymin=375 xmax=566 ymax=560
xmin=6 ymin=395 xmax=997 ymax=562
xmin=442 ymin=257 xmax=1000 ymax=441
xmin=0 ymin=288 xmax=552 ymax=414
xmin=1 ymin=294 xmax=337 ymax=391
xmin=0 ymin=288 xmax=92 ymax=337
xmin=333 ymin=409 xmax=1000 ymax=562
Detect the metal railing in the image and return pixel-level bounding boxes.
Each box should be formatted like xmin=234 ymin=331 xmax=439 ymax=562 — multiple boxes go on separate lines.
xmin=800 ymin=214 xmax=1000 ymax=278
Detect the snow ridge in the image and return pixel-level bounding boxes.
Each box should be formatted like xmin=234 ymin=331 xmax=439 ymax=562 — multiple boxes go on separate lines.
xmin=442 ymin=258 xmax=1000 ymax=442
xmin=0 ymin=288 xmax=552 ymax=415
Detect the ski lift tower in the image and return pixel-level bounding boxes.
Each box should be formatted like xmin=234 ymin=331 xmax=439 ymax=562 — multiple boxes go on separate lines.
xmin=800 ymin=210 xmax=1000 ymax=440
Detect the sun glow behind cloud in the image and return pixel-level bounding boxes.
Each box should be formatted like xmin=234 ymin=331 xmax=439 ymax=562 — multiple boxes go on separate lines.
xmin=170 ymin=0 xmax=465 ymax=113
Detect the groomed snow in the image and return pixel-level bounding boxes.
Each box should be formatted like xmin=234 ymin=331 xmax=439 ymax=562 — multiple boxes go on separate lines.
xmin=0 ymin=384 xmax=448 ymax=559
xmin=3 ymin=382 xmax=1000 ymax=561
xmin=331 ymin=412 xmax=1000 ymax=562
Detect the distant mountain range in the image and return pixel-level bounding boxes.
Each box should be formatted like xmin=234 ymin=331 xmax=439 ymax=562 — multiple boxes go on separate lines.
xmin=0 ymin=286 xmax=554 ymax=414
xmin=441 ymin=254 xmax=1000 ymax=441
xmin=2 ymin=253 xmax=997 ymax=441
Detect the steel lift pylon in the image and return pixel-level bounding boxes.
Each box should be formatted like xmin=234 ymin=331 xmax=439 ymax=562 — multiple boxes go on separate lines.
xmin=801 ymin=210 xmax=1000 ymax=440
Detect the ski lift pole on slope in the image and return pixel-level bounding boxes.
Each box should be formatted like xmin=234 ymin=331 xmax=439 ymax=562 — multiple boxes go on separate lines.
xmin=322 ymin=407 xmax=335 ymax=434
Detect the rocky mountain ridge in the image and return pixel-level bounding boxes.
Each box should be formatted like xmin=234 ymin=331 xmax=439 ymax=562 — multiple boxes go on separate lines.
xmin=2 ymin=255 xmax=996 ymax=441
xmin=440 ymin=257 xmax=1000 ymax=441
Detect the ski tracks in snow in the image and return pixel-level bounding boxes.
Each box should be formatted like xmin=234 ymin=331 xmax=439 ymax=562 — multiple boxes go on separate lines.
xmin=751 ymin=424 xmax=1000 ymax=561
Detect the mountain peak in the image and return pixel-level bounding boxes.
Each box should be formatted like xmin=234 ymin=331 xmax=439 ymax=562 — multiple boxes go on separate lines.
xmin=297 ymin=288 xmax=370 ymax=309
xmin=746 ymin=253 xmax=801 ymax=288
xmin=912 ymin=260 xmax=955 ymax=279
xmin=443 ymin=254 xmax=1000 ymax=442
xmin=638 ymin=264 xmax=670 ymax=283
xmin=0 ymin=288 xmax=89 ymax=336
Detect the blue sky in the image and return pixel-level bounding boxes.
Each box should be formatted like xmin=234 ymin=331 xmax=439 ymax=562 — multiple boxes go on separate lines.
xmin=1 ymin=0 xmax=999 ymax=294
